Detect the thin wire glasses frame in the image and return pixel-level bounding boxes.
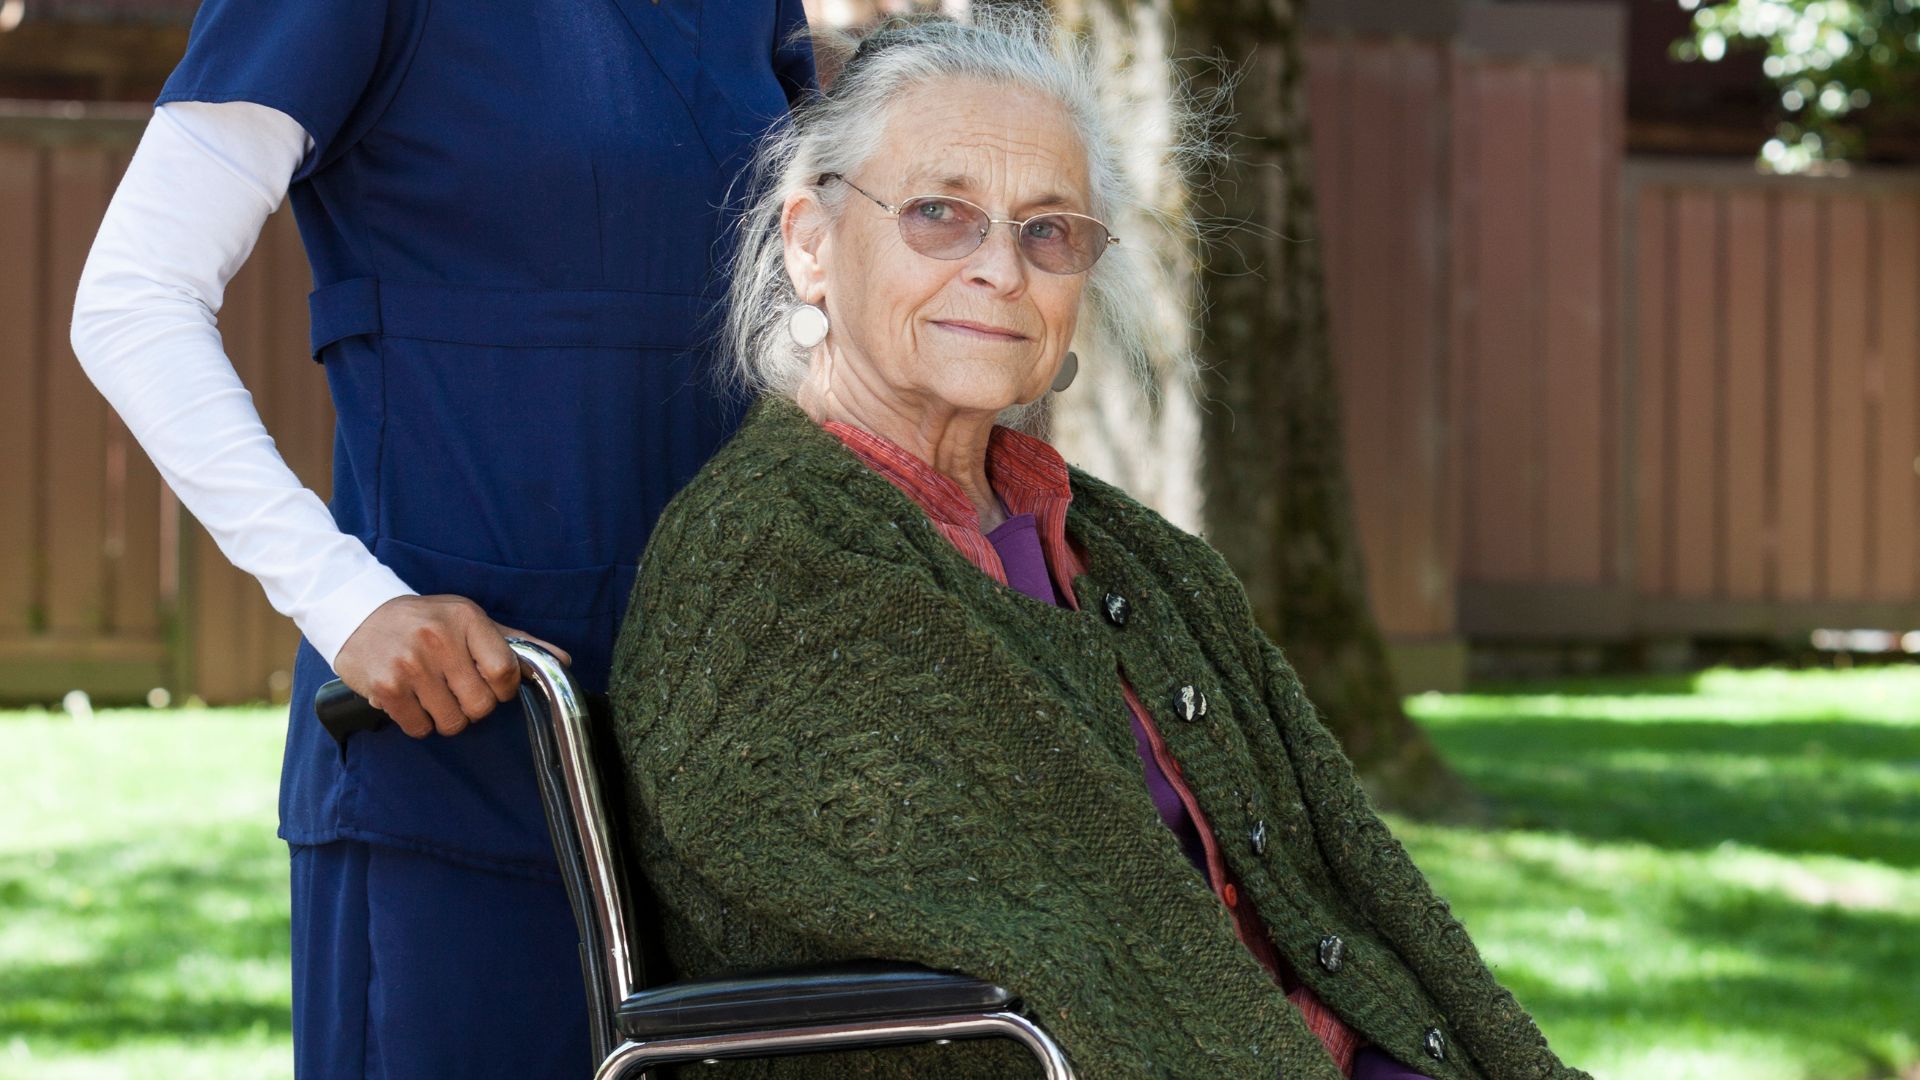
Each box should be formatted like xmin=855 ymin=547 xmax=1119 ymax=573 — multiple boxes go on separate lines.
xmin=820 ymin=173 xmax=1120 ymax=275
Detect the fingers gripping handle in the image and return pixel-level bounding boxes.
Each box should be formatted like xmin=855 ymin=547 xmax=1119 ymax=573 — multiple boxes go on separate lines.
xmin=312 ymin=637 xmax=555 ymax=746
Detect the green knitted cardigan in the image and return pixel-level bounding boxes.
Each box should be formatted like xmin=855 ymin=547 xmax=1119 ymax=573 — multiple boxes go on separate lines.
xmin=610 ymin=396 xmax=1588 ymax=1080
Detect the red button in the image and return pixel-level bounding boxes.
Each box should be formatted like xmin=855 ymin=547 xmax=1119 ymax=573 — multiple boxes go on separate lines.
xmin=1223 ymin=884 xmax=1238 ymax=907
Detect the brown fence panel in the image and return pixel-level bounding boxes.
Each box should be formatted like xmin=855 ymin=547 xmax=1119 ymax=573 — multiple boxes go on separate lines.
xmin=42 ymin=144 xmax=115 ymax=636
xmin=1828 ymin=200 xmax=1872 ymax=599
xmin=0 ymin=106 xmax=328 ymax=704
xmin=1309 ymin=2 xmax=1920 ymax=654
xmin=1722 ymin=190 xmax=1769 ymax=600
xmin=1875 ymin=198 xmax=1920 ymax=600
xmin=1394 ymin=42 xmax=1450 ymax=639
xmin=1306 ymin=34 xmax=1456 ymax=646
xmin=1308 ymin=6 xmax=1628 ymax=673
xmin=1341 ymin=41 xmax=1404 ymax=629
xmin=1632 ymin=187 xmax=1671 ymax=598
xmin=1775 ymin=192 xmax=1821 ymax=602
xmin=1450 ymin=58 xmax=1622 ymax=594
xmin=0 ymin=113 xmax=176 ymax=700
xmin=1461 ymin=60 xmax=1540 ymax=585
xmin=0 ymin=142 xmax=39 ymax=639
xmin=1623 ymin=166 xmax=1920 ymax=631
xmin=1540 ymin=64 xmax=1612 ymax=587
xmin=1671 ymin=189 xmax=1720 ymax=598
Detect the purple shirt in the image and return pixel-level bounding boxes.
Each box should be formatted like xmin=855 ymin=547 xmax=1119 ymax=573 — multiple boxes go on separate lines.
xmin=986 ymin=513 xmax=1208 ymax=872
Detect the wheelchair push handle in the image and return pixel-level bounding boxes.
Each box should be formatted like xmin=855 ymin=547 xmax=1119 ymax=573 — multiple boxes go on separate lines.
xmin=313 ymin=679 xmax=387 ymax=744
xmin=312 ymin=637 xmax=565 ymax=745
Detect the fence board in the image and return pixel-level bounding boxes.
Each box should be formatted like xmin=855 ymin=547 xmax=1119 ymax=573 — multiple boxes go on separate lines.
xmin=42 ymin=145 xmax=113 ymax=634
xmin=1444 ymin=49 xmax=1478 ymax=628
xmin=1465 ymin=62 xmax=1539 ymax=581
xmin=1599 ymin=70 xmax=1625 ymax=589
xmin=1393 ymin=41 xmax=1449 ymax=635
xmin=0 ymin=145 xmax=39 ymax=635
xmin=1671 ymin=189 xmax=1720 ymax=597
xmin=1723 ymin=190 xmax=1769 ymax=599
xmin=1774 ymin=194 xmax=1821 ymax=600
xmin=1540 ymin=66 xmax=1608 ymax=584
xmin=1339 ymin=42 xmax=1397 ymax=626
xmin=1632 ymin=187 xmax=1671 ymax=596
xmin=1875 ymin=197 xmax=1920 ymax=599
xmin=1824 ymin=199 xmax=1870 ymax=599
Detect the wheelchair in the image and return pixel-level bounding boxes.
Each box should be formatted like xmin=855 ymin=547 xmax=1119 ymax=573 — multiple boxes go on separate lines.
xmin=316 ymin=639 xmax=1075 ymax=1079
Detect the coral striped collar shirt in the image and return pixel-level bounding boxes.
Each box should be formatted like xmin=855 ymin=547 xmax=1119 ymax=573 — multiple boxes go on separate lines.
xmin=824 ymin=418 xmax=1364 ymax=1076
xmin=825 ymin=420 xmax=1079 ymax=599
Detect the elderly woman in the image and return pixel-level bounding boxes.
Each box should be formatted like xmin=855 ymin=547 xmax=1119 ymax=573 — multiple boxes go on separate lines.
xmin=612 ymin=15 xmax=1587 ymax=1080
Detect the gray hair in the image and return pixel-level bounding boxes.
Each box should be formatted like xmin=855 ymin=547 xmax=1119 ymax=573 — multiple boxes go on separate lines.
xmin=720 ymin=9 xmax=1220 ymax=422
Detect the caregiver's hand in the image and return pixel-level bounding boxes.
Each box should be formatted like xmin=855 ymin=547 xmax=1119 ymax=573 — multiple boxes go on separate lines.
xmin=332 ymin=594 xmax=573 ymax=738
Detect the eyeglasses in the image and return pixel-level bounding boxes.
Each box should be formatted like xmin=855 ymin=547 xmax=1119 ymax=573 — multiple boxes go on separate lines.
xmin=821 ymin=173 xmax=1119 ymax=276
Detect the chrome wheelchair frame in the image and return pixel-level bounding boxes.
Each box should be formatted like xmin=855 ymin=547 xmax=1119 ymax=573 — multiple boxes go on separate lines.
xmin=317 ymin=639 xmax=1074 ymax=1079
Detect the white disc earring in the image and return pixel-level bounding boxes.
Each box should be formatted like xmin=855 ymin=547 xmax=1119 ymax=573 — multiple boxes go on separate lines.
xmin=1051 ymin=351 xmax=1079 ymax=393
xmin=787 ymin=303 xmax=829 ymax=348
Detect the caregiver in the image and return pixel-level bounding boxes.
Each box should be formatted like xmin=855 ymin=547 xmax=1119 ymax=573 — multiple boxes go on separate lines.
xmin=68 ymin=0 xmax=813 ymax=1075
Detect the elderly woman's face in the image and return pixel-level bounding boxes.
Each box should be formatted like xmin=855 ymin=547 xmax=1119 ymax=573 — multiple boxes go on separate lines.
xmin=789 ymin=79 xmax=1092 ymax=417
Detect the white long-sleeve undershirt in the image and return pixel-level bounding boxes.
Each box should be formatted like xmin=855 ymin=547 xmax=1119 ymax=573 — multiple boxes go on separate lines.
xmin=70 ymin=101 xmax=415 ymax=668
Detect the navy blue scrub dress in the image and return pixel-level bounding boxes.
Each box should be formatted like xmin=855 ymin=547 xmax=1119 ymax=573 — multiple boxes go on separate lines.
xmin=157 ymin=0 xmax=813 ymax=1074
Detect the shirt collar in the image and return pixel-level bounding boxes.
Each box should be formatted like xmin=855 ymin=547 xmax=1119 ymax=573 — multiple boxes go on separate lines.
xmin=822 ymin=419 xmax=1073 ymax=530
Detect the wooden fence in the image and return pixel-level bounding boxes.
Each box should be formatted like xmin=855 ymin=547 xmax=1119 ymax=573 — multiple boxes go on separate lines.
xmin=9 ymin=2 xmax=1920 ymax=701
xmin=1305 ymin=1 xmax=1630 ymax=685
xmin=0 ymin=104 xmax=330 ymax=705
xmin=1306 ymin=1 xmax=1920 ymax=687
xmin=1625 ymin=166 xmax=1920 ymax=635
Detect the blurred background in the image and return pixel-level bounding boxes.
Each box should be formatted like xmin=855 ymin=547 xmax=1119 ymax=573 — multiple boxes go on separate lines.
xmin=1 ymin=0 xmax=1916 ymax=1077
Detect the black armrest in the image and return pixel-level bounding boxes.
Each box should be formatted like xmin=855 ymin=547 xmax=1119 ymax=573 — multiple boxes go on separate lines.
xmin=617 ymin=962 xmax=1016 ymax=1039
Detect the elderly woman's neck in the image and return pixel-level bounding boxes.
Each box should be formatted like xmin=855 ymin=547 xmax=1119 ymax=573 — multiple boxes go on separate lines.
xmin=798 ymin=380 xmax=1008 ymax=531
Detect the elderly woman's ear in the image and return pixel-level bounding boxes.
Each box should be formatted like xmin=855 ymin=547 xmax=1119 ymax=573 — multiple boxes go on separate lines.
xmin=780 ymin=189 xmax=831 ymax=306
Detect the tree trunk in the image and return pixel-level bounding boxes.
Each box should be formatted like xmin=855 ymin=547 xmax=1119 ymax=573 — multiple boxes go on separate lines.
xmin=1166 ymin=0 xmax=1474 ymax=817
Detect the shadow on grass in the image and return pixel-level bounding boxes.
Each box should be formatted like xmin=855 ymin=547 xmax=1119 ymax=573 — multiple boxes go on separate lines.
xmin=1428 ymin=716 xmax=1920 ymax=867
xmin=1496 ymin=880 xmax=1920 ymax=1076
xmin=0 ymin=821 xmax=291 ymax=1049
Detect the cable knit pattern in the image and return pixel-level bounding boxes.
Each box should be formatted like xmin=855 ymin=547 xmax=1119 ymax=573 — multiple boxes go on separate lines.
xmin=610 ymin=397 xmax=1590 ymax=1080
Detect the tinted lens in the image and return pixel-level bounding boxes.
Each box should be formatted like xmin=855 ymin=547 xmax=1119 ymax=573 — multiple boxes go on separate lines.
xmin=1019 ymin=214 xmax=1109 ymax=274
xmin=896 ymin=196 xmax=989 ymax=259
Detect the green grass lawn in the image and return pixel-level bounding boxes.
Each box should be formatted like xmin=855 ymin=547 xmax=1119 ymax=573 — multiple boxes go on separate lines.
xmin=1 ymin=667 xmax=1915 ymax=1079
xmin=1399 ymin=667 xmax=1920 ymax=1080
xmin=0 ymin=707 xmax=289 ymax=1080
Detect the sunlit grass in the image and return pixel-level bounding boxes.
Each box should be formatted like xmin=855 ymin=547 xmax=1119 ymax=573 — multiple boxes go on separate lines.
xmin=1400 ymin=666 xmax=1920 ymax=1080
xmin=2 ymin=667 xmax=1916 ymax=1079
xmin=0 ymin=708 xmax=289 ymax=1080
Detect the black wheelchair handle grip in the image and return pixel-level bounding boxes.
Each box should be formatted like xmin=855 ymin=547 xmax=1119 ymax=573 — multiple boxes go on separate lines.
xmin=314 ymin=679 xmax=387 ymax=746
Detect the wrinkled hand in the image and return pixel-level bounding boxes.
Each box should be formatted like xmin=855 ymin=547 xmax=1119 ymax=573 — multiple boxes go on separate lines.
xmin=331 ymin=594 xmax=572 ymax=739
